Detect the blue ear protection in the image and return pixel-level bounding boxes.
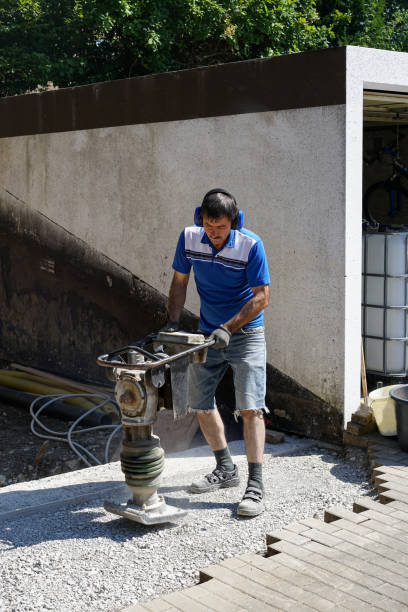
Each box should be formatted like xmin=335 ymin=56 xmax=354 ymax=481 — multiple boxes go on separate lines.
xmin=194 ymin=188 xmax=244 ymax=230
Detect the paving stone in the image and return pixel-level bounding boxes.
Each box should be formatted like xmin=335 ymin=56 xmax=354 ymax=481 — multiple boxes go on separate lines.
xmin=377 ymin=582 xmax=408 ymax=604
xmin=380 ymin=488 xmax=408 ymax=504
xmin=300 ymin=517 xmax=341 ymax=532
xmin=324 ymin=506 xmax=368 ymax=524
xmin=266 ymin=529 xmax=311 ymax=546
xmin=162 ymin=590 xmax=211 ymax=612
xmin=202 ymin=577 xmax=279 ymax=612
xmin=387 ymin=500 xmax=408 ymax=512
xmin=359 ymin=508 xmax=406 ymax=526
xmin=304 ymin=540 xmax=408 ymax=589
xmin=186 ymin=584 xmax=242 ymax=612
xmin=200 ymin=564 xmax=306 ymax=611
xmin=353 ymin=497 xmax=396 ymax=514
xmin=336 ymin=540 xmax=408 ymax=574
xmin=297 ymin=527 xmax=343 ymax=548
xmin=284 ymin=521 xmax=312 ymax=534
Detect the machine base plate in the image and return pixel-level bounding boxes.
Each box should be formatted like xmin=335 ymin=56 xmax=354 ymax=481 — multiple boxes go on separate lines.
xmin=104 ymin=497 xmax=187 ymax=525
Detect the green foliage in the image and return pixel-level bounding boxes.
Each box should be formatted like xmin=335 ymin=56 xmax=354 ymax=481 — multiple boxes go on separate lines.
xmin=316 ymin=0 xmax=408 ymax=51
xmin=0 ymin=0 xmax=333 ymax=96
xmin=1 ymin=0 xmax=408 ymax=97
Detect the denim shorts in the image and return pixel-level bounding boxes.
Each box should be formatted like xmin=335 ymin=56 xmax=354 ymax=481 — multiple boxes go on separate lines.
xmin=188 ymin=326 xmax=267 ymax=416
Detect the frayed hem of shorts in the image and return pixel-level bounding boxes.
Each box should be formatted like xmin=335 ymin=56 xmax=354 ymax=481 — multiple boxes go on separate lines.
xmin=234 ymin=406 xmax=269 ymax=422
xmin=189 ymin=408 xmax=214 ymax=413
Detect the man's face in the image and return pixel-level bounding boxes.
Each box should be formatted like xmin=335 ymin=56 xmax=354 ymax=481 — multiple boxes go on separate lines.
xmin=202 ymin=214 xmax=232 ymax=249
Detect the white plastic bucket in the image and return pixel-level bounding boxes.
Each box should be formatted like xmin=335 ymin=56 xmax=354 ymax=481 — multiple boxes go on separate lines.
xmin=368 ymin=384 xmax=401 ymax=436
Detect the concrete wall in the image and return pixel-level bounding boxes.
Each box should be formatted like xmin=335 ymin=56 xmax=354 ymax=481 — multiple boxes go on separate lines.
xmin=0 ymin=105 xmax=347 ymax=417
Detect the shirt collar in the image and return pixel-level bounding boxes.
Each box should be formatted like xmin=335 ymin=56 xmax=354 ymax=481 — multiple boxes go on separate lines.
xmin=200 ymin=229 xmax=236 ymax=248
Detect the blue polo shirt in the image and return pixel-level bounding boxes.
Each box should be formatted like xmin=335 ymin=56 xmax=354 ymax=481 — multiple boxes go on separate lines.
xmin=172 ymin=226 xmax=270 ymax=332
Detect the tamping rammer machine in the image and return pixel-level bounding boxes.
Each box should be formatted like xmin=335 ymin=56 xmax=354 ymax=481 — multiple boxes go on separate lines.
xmin=97 ymin=331 xmax=213 ymax=525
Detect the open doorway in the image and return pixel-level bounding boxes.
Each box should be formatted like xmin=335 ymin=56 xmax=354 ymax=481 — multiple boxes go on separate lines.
xmin=362 ymin=90 xmax=408 ymax=391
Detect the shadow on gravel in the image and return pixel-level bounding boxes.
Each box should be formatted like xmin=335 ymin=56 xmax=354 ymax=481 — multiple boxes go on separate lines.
xmin=0 ymin=479 xmax=125 ymax=516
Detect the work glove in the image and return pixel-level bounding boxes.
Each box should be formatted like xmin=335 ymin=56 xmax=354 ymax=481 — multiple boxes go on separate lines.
xmin=160 ymin=321 xmax=180 ymax=333
xmin=210 ymin=325 xmax=231 ymax=350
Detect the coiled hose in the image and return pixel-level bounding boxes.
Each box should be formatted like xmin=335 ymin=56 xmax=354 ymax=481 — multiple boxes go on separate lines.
xmin=30 ymin=393 xmax=122 ymax=468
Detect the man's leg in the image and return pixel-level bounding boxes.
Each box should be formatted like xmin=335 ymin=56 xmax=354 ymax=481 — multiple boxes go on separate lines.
xmin=241 ymin=409 xmax=265 ymax=463
xmin=227 ymin=327 xmax=266 ymax=516
xmin=189 ymin=349 xmax=239 ymax=493
xmin=196 ymin=409 xmax=235 ymax=473
xmin=196 ymin=409 xmax=227 ymax=451
xmin=241 ymin=409 xmax=265 ymax=490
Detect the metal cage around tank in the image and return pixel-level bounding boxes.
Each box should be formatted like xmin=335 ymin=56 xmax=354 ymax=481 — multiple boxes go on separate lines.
xmin=362 ymin=230 xmax=408 ymax=377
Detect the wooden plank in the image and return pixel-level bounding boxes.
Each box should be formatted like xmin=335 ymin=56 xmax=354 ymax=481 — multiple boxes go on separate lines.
xmin=162 ymin=591 xmax=213 ymax=612
xmin=201 ymin=574 xmax=279 ymax=611
xmin=185 ymin=583 xmax=242 ymax=612
xmin=200 ymin=564 xmax=312 ymax=611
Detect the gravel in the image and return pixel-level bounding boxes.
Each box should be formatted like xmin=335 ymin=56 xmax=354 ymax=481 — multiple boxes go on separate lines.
xmin=0 ymin=442 xmax=374 ymax=612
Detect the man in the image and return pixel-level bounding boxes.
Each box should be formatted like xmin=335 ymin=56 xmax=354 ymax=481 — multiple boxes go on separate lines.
xmin=164 ymin=188 xmax=270 ymax=517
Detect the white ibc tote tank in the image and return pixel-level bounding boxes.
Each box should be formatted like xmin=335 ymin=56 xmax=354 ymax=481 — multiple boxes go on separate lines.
xmin=362 ymin=230 xmax=408 ymax=375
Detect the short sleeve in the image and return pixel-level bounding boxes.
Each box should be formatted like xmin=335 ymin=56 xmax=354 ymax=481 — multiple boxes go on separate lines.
xmin=172 ymin=230 xmax=192 ymax=274
xmin=246 ymin=240 xmax=270 ymax=287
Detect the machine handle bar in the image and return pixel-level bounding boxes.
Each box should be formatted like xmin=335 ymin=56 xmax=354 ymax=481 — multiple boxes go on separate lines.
xmin=96 ymin=339 xmax=215 ymax=371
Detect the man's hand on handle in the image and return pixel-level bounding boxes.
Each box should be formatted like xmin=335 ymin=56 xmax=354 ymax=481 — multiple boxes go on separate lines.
xmin=209 ymin=325 xmax=231 ymax=350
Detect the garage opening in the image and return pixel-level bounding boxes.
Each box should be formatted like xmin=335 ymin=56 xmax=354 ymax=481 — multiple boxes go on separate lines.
xmin=362 ymin=91 xmax=408 ymax=391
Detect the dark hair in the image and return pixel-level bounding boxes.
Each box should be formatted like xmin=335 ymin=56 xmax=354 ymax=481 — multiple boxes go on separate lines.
xmin=200 ymin=188 xmax=239 ymax=227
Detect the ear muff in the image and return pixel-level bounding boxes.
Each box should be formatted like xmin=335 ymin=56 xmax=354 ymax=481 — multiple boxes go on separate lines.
xmin=194 ymin=189 xmax=244 ymax=230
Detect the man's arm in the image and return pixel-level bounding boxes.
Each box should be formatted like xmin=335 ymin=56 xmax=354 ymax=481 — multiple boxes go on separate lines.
xmin=167 ymin=270 xmax=190 ymax=324
xmin=222 ymin=285 xmax=269 ymax=334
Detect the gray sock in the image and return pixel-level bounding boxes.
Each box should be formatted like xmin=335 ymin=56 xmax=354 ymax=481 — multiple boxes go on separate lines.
xmin=248 ymin=462 xmax=263 ymax=490
xmin=214 ymin=447 xmax=234 ymax=472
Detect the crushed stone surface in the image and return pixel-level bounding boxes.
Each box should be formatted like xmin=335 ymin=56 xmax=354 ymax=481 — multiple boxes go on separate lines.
xmin=0 ymin=445 xmax=373 ymax=612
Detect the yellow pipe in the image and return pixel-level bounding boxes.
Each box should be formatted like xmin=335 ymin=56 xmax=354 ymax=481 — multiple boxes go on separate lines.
xmin=0 ymin=370 xmax=117 ymax=417
xmin=0 ymin=372 xmax=98 ymax=412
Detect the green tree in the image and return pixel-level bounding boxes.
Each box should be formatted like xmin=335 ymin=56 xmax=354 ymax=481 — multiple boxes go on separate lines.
xmin=316 ymin=0 xmax=408 ymax=50
xmin=0 ymin=0 xmax=333 ymax=96
xmin=1 ymin=0 xmax=408 ymax=98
